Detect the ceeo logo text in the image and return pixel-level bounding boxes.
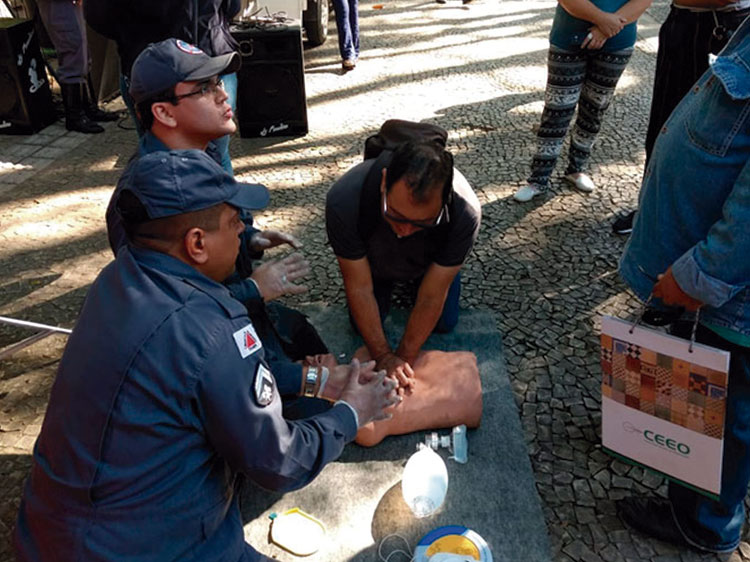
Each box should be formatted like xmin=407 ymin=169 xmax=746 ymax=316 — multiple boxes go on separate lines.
xmin=644 ymin=430 xmax=690 ymax=455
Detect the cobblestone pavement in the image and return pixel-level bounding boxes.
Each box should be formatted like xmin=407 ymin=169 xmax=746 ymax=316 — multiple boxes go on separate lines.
xmin=1 ymin=1 xmax=747 ymax=560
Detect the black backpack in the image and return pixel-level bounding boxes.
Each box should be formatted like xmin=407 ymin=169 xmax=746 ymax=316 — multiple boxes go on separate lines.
xmin=363 ymin=119 xmax=448 ymax=161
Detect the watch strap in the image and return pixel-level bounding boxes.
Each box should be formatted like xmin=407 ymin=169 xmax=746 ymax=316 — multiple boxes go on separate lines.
xmin=304 ymin=366 xmax=318 ymax=398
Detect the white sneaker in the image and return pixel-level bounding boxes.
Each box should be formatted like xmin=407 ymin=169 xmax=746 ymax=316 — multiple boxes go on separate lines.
xmin=513 ymin=184 xmax=542 ymax=202
xmin=564 ymin=172 xmax=595 ymax=193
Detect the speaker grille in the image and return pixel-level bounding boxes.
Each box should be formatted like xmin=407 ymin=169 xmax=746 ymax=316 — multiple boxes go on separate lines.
xmin=232 ymin=23 xmax=308 ymax=137
xmin=243 ymin=65 xmax=304 ymax=121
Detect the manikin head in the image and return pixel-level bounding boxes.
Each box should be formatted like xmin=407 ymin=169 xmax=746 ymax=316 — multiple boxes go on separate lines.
xmin=116 ymin=150 xmax=269 ymax=282
xmin=129 ymin=39 xmax=241 ymax=149
xmin=380 ymin=141 xmax=454 ymax=238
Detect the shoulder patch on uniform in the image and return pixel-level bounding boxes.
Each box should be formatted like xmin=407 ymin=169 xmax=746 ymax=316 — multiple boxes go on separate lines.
xmin=254 ymin=363 xmax=275 ymax=407
xmin=233 ymin=323 xmax=262 ymax=358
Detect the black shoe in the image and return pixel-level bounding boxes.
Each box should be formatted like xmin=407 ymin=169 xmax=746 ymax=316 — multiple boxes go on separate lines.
xmin=61 ymin=83 xmax=104 ymax=134
xmin=462 ymin=0 xmax=472 ymax=4
xmin=84 ymin=76 xmax=119 ymax=122
xmin=612 ymin=210 xmax=636 ymax=235
xmin=85 ymin=105 xmax=119 ymax=122
xmin=435 ymin=0 xmax=447 ymax=4
xmin=617 ymin=498 xmax=693 ymax=550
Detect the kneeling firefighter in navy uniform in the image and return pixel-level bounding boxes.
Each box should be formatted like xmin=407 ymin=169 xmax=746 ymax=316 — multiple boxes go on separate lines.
xmin=13 ymin=150 xmax=400 ymax=562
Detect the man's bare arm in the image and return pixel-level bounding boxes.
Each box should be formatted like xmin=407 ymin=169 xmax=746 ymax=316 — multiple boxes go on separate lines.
xmin=396 ymin=263 xmax=462 ymax=365
xmin=337 ymin=256 xmax=391 ymax=361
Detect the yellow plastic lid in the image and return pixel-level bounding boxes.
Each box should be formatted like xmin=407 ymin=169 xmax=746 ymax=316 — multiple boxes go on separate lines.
xmin=270 ymin=508 xmax=326 ymax=556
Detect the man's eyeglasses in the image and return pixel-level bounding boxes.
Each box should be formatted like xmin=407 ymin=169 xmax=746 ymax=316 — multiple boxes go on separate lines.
xmin=173 ymin=78 xmax=225 ymax=102
xmin=381 ymin=189 xmax=449 ymax=229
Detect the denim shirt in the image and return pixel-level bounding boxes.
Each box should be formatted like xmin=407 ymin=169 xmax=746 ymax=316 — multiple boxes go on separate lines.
xmin=619 ymin=16 xmax=750 ymax=337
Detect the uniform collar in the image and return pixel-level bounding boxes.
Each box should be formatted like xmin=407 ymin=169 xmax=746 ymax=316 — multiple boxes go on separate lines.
xmin=127 ymin=245 xmax=248 ymax=318
xmin=138 ymin=131 xmax=170 ymax=156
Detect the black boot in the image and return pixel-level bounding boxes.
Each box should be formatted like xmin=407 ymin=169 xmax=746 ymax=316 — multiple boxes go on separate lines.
xmin=61 ymin=83 xmax=104 ymax=134
xmin=84 ymin=75 xmax=119 ymax=122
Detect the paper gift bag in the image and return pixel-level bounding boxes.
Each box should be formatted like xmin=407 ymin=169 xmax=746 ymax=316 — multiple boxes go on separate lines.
xmin=600 ymin=316 xmax=731 ymax=499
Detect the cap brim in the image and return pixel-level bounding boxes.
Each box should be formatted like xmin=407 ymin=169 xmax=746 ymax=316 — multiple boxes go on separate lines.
xmin=184 ymin=51 xmax=241 ymax=82
xmin=228 ymin=182 xmax=270 ymax=211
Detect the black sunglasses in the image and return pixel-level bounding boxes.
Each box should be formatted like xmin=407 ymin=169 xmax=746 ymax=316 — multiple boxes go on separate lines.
xmin=381 ymin=188 xmax=449 ymax=229
xmin=173 ymin=78 xmax=225 ymax=102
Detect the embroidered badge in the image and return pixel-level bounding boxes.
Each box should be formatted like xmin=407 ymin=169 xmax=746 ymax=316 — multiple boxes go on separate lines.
xmin=233 ymin=323 xmax=262 ymax=358
xmin=254 ymin=363 xmax=275 ymax=407
xmin=175 ymin=39 xmax=204 ymax=55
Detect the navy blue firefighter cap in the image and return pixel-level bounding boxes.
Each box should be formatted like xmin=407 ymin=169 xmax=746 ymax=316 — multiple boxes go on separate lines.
xmin=116 ymin=150 xmax=269 ymax=221
xmin=129 ymin=38 xmax=241 ymax=104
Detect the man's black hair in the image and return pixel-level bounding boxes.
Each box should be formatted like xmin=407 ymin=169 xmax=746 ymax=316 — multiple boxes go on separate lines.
xmin=384 ymin=141 xmax=454 ymax=205
xmin=135 ymin=86 xmax=177 ymax=131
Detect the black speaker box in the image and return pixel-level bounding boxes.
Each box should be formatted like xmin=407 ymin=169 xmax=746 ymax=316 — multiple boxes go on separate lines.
xmin=0 ymin=18 xmax=56 ymax=135
xmin=231 ymin=22 xmax=308 ymax=138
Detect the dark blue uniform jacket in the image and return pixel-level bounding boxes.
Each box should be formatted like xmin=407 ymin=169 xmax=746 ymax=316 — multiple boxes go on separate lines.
xmin=14 ymin=246 xmax=356 ymax=561
xmin=105 ymin=138 xmax=305 ymax=395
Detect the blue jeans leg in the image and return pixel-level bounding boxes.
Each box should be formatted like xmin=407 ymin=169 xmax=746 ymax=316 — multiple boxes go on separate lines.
xmin=434 ymin=272 xmax=460 ymax=334
xmin=332 ymin=0 xmax=359 ymax=60
xmin=349 ymin=0 xmax=359 ymax=59
xmin=213 ymin=72 xmax=237 ymax=175
xmin=348 ymin=278 xmax=392 ymax=334
xmin=348 ymin=274 xmax=460 ymax=335
xmin=668 ymin=324 xmax=750 ymax=552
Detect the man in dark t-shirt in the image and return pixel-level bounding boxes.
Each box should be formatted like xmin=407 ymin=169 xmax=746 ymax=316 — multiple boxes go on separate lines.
xmin=326 ymin=141 xmax=481 ymax=387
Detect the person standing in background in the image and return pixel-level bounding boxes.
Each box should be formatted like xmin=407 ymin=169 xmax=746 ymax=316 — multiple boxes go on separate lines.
xmin=611 ymin=0 xmax=750 ymax=234
xmin=332 ymin=0 xmax=359 ymax=71
xmin=35 ymin=0 xmax=119 ymax=134
xmin=514 ymin=0 xmax=652 ymax=202
xmin=617 ymin=16 xmax=750 ymax=552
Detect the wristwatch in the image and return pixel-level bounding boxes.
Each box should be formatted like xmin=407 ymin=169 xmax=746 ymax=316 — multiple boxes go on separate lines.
xmin=303 ymin=366 xmax=330 ymax=398
xmin=304 ymin=367 xmax=319 ymax=397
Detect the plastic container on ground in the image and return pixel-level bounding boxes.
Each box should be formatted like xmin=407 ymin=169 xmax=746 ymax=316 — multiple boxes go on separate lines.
xmin=402 ymin=446 xmax=449 ymax=518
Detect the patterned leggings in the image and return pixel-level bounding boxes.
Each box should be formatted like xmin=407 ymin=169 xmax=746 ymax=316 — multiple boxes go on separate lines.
xmin=528 ymin=45 xmax=633 ymax=190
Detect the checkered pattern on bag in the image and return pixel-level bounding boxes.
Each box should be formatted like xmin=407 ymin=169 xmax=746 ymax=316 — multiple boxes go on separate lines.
xmin=600 ymin=335 xmax=728 ymax=440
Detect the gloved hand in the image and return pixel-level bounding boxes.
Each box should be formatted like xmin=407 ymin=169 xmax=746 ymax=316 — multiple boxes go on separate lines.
xmin=250 ymin=253 xmax=310 ymax=301
xmin=250 ymin=230 xmax=302 ymax=252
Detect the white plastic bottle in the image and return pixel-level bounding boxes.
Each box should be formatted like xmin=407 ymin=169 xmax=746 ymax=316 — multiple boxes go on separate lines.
xmin=401 ymin=445 xmax=448 ymax=517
